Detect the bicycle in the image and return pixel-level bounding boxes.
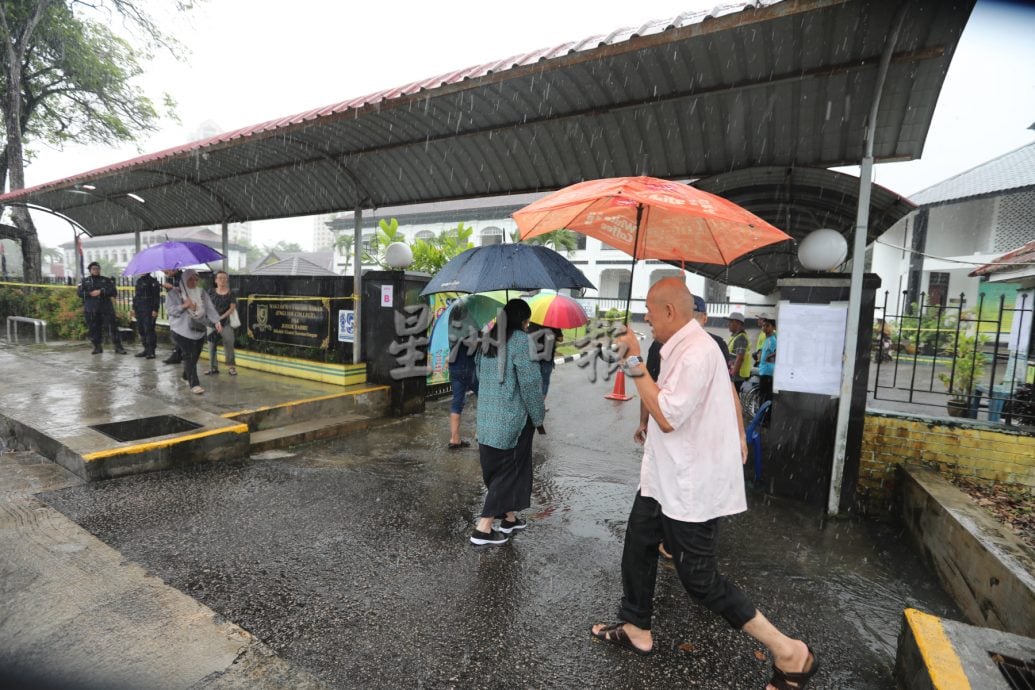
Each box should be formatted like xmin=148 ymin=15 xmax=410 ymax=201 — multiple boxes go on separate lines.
xmin=739 ymin=370 xmax=762 ymax=420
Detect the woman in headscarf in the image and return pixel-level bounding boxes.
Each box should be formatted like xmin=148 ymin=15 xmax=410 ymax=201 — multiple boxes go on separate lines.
xmin=470 ymin=298 xmax=546 ymax=546
xmin=166 ymin=269 xmax=222 ymax=394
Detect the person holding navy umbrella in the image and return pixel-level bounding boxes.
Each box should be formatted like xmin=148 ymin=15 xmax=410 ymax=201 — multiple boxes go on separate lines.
xmin=469 ymin=299 xmax=546 ymax=547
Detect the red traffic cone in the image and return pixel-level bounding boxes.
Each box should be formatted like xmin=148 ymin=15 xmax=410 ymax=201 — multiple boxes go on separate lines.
xmin=605 ymin=369 xmax=634 ymax=401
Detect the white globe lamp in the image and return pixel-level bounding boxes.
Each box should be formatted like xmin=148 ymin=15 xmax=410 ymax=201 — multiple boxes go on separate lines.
xmin=384 ymin=242 xmax=414 ymax=269
xmin=798 ymin=228 xmax=848 ymax=271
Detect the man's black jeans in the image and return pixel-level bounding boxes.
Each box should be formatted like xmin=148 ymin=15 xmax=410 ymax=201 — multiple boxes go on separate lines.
xmin=618 ymin=491 xmax=756 ymax=630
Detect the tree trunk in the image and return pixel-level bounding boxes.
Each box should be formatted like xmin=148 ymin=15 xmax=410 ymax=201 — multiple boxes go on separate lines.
xmin=1 ymin=1 xmax=50 ymax=283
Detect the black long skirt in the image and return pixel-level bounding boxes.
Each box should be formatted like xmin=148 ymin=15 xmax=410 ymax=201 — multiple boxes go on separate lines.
xmin=477 ymin=418 xmax=535 ymax=518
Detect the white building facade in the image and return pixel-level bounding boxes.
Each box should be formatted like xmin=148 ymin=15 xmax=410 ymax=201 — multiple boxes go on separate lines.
xmin=317 ymin=196 xmax=765 ymax=313
xmin=869 ymin=141 xmax=1035 ymax=316
xmin=61 ymin=226 xmax=250 ymax=276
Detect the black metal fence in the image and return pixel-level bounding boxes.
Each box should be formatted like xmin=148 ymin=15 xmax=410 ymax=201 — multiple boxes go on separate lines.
xmin=33 ymin=275 xmax=138 ymax=315
xmin=871 ymin=289 xmax=1034 ymax=426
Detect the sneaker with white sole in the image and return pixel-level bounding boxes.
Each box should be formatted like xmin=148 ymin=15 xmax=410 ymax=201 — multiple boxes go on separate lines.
xmin=470 ymin=528 xmax=508 ymax=546
xmin=191 ymin=385 xmax=205 ymax=395
xmin=498 ymin=517 xmax=527 ymax=534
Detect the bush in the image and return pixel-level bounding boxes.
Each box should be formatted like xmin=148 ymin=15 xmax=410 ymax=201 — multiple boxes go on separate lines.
xmin=0 ymin=284 xmax=129 ymax=341
xmin=601 ymin=307 xmax=629 ymax=324
xmin=898 ymin=302 xmax=958 ymax=355
xmin=938 ymin=334 xmax=988 ymax=401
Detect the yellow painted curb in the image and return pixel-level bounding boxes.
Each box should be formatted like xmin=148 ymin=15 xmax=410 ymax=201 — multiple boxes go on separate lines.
xmin=200 ymin=349 xmax=366 ymax=386
xmin=221 ymin=386 xmax=389 ymax=419
xmin=82 ymin=423 xmax=249 ymax=462
xmin=904 ymin=608 xmax=971 ymax=690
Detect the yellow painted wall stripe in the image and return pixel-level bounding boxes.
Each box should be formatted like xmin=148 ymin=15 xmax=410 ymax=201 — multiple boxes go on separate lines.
xmin=221 ymin=386 xmax=388 ymax=419
xmin=904 ymin=609 xmax=971 ymax=690
xmin=82 ymin=423 xmax=249 ymax=462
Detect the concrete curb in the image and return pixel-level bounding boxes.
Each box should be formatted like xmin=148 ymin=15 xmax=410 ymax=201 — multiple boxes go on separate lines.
xmin=898 ymin=465 xmax=1035 ymax=638
xmin=896 ymin=608 xmax=1035 ymax=689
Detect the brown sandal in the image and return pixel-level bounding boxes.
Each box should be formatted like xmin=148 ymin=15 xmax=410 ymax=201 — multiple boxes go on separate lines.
xmin=590 ymin=622 xmax=652 ymax=656
xmin=769 ymin=647 xmax=819 ymax=689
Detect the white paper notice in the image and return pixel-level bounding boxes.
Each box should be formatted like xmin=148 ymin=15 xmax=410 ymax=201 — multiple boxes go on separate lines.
xmin=773 ymin=302 xmax=848 ymax=396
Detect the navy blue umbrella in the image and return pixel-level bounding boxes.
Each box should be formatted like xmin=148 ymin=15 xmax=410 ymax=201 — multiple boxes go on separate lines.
xmin=420 ymin=244 xmax=594 ymax=296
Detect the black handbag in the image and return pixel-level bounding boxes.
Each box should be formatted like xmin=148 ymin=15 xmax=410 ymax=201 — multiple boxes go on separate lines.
xmin=188 ymin=315 xmax=208 ymax=333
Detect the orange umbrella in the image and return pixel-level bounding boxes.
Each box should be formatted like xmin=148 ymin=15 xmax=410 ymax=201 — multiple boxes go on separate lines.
xmin=513 ymin=176 xmax=790 ymax=266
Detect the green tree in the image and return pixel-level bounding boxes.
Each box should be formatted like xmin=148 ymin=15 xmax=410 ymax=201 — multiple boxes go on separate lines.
xmin=408 ymin=223 xmax=474 ymax=274
xmin=363 ymin=217 xmax=405 ymax=267
xmin=524 ymin=228 xmax=579 ymax=255
xmin=0 ymin=0 xmax=189 ymax=282
xmin=332 ymin=232 xmax=353 ymax=273
xmin=436 ymin=222 xmax=474 ymax=258
xmin=264 ymin=240 xmax=303 ymax=254
xmin=236 ymin=239 xmax=263 ymax=267
xmin=93 ymin=255 xmax=118 ymax=277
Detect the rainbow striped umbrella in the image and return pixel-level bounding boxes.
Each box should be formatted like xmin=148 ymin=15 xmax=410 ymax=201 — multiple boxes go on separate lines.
xmin=527 ymin=291 xmax=589 ymax=329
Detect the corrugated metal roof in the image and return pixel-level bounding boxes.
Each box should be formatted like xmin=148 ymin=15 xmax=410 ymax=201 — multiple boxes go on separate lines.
xmin=674 ymin=166 xmax=914 ymax=292
xmin=910 ymin=140 xmax=1035 ymax=206
xmin=0 ymin=0 xmax=972 ymax=237
xmin=250 ymin=256 xmax=338 ymax=276
xmin=0 ymin=0 xmax=975 ymax=292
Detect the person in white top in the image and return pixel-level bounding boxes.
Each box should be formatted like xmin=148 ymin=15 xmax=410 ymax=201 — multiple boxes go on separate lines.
xmin=590 ymin=278 xmax=818 ymax=690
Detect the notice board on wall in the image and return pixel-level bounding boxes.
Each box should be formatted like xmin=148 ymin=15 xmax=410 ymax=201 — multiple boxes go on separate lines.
xmin=773 ymin=301 xmax=848 ymax=396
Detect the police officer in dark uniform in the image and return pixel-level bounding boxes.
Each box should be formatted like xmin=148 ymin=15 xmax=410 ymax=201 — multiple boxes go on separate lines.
xmin=132 ymin=271 xmax=162 ymax=358
xmin=77 ymin=261 xmax=126 ymax=354
xmin=162 ymin=268 xmax=184 ymax=364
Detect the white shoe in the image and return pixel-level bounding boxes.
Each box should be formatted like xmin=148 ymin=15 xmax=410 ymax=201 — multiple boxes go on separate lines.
xmin=191 ymin=385 xmax=205 ymax=395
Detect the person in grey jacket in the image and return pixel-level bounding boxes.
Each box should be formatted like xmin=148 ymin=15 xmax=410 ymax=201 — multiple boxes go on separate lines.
xmin=166 ymin=269 xmax=221 ymax=394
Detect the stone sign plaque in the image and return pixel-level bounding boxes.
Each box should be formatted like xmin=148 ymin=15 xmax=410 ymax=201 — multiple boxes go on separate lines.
xmin=247 ymin=297 xmax=330 ymax=348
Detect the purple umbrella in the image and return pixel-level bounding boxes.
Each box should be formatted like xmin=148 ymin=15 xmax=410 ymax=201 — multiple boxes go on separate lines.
xmin=122 ymin=241 xmax=225 ymax=275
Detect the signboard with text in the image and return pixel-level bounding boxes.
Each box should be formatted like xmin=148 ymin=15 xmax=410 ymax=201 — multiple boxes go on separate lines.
xmin=247 ymin=297 xmax=330 ymax=348
xmin=338 ymin=309 xmax=355 ymax=343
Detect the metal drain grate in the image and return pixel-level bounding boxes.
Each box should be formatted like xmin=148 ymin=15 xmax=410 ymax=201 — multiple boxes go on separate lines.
xmin=90 ymin=415 xmax=202 ymax=443
xmin=990 ymin=652 xmax=1035 ymax=690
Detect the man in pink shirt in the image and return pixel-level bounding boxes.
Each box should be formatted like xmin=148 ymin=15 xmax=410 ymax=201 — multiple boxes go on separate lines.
xmin=590 ymin=278 xmax=818 ymax=690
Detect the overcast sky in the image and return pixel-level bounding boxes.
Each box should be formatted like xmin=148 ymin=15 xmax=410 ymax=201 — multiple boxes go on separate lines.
xmin=23 ymin=0 xmax=1035 ymax=251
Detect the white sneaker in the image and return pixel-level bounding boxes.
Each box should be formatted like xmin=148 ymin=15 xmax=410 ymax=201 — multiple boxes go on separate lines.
xmin=191 ymin=385 xmax=205 ymax=395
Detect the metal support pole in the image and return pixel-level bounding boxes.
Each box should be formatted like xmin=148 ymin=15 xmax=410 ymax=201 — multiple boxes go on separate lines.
xmin=73 ymin=227 xmax=81 ymax=282
xmin=221 ymin=220 xmax=229 ymax=271
xmin=134 ymin=229 xmax=141 ymax=254
xmin=352 ymin=208 xmax=363 ymax=365
xmin=829 ymin=5 xmax=906 ymax=516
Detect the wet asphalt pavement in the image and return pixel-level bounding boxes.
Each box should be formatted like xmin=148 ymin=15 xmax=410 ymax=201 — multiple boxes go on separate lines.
xmin=39 ymin=364 xmax=960 ymax=689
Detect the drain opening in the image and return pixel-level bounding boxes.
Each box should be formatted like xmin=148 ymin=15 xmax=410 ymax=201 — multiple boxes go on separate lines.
xmin=90 ymin=415 xmax=202 ymax=443
xmin=990 ymin=652 xmax=1035 ymax=690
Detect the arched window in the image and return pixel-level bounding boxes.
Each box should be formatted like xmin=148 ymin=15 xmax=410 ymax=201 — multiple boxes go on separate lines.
xmin=480 ymin=226 xmax=503 ymax=246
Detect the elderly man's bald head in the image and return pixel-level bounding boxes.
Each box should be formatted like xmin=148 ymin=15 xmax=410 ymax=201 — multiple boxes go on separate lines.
xmin=649 ymin=277 xmax=695 ymax=317
xmin=645 ymin=277 xmax=695 ymax=343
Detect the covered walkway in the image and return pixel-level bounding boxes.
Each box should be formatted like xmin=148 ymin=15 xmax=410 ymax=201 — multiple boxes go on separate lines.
xmin=0 ymin=0 xmax=972 ymax=292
